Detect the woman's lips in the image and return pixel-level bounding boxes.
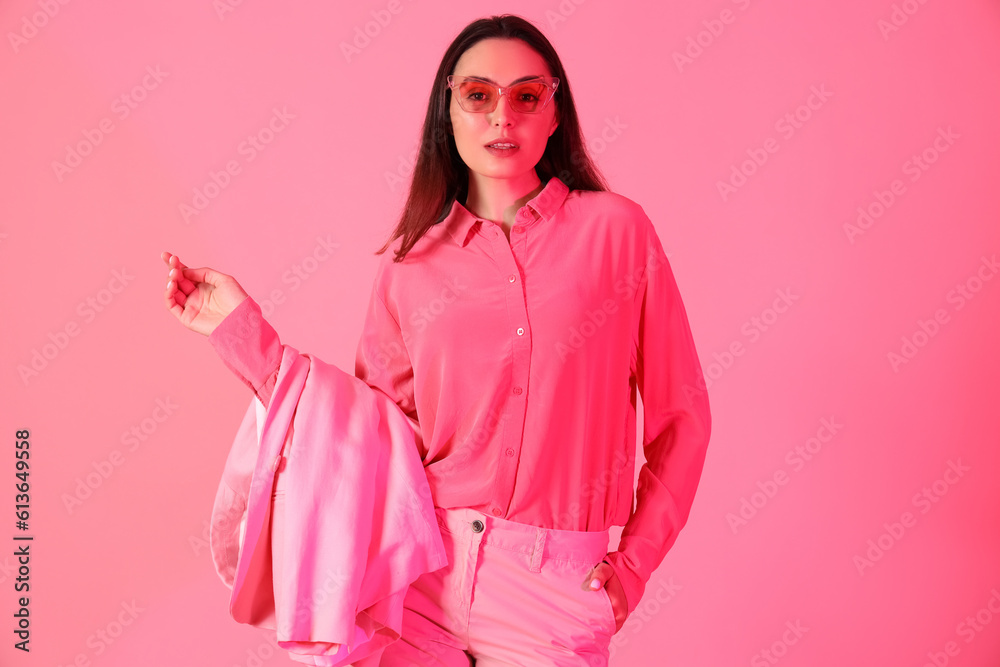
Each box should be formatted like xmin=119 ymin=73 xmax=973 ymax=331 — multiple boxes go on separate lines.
xmin=485 ymin=143 xmax=519 ymax=157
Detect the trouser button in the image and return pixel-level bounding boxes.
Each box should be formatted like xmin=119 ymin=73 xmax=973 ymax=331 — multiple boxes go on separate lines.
xmin=471 ymin=520 xmax=484 ymax=533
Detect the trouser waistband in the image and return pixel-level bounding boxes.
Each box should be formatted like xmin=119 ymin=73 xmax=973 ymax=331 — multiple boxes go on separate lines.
xmin=434 ymin=506 xmax=610 ymax=573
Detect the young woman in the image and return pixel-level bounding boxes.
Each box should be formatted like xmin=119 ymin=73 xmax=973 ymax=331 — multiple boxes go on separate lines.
xmin=163 ymin=14 xmax=711 ymax=666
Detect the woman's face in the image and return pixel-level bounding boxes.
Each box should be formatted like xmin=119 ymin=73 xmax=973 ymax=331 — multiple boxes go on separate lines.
xmin=449 ymin=38 xmax=560 ymax=187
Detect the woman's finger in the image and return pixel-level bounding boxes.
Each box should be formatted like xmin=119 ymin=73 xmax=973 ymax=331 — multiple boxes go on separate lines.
xmin=162 ymin=251 xmax=187 ymax=267
xmin=162 ymin=252 xmax=196 ymax=294
xmin=162 ymin=253 xmax=194 ymax=289
xmin=164 ymin=279 xmax=187 ymax=317
xmin=162 ymin=251 xmax=188 ymax=272
xmin=170 ymin=281 xmax=188 ymax=307
xmin=170 ymin=267 xmax=198 ymax=294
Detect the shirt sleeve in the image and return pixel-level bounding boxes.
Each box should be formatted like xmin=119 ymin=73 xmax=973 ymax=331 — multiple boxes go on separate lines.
xmin=603 ymin=217 xmax=712 ymax=618
xmin=208 ymin=296 xmax=282 ymax=409
xmin=354 ymin=274 xmax=421 ymax=437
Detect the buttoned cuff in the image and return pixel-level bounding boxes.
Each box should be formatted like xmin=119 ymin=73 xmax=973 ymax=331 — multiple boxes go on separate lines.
xmin=208 ymin=296 xmax=282 ymax=407
xmin=602 ymin=550 xmax=647 ymax=619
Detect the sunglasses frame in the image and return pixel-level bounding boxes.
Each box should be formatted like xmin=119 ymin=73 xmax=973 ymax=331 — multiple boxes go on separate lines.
xmin=447 ymin=75 xmax=560 ymax=114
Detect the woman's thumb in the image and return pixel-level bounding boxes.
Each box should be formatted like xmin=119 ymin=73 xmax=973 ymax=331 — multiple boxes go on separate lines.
xmin=586 ymin=561 xmax=608 ymax=590
xmin=180 ymin=266 xmax=219 ymax=285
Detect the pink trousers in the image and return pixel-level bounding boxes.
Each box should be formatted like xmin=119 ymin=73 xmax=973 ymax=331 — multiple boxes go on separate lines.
xmin=355 ymin=506 xmax=616 ymax=666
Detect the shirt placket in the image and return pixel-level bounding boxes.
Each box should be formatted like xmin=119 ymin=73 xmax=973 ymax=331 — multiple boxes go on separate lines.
xmin=482 ymin=210 xmax=534 ymax=519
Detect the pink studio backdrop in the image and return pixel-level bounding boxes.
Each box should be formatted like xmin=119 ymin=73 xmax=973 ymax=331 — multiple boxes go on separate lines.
xmin=2 ymin=0 xmax=999 ymax=665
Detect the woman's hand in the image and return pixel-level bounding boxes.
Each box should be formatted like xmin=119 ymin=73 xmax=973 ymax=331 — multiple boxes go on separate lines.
xmin=162 ymin=251 xmax=249 ymax=337
xmin=584 ymin=558 xmax=628 ymax=633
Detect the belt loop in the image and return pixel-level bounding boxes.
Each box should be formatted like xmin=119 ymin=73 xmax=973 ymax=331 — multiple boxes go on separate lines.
xmin=529 ymin=527 xmax=545 ymax=573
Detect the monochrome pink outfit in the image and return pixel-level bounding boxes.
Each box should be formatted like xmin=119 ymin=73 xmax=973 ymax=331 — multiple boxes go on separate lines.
xmin=209 ymin=176 xmax=712 ymax=665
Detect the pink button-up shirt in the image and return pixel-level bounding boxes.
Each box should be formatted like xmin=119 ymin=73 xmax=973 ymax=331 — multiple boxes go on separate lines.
xmin=209 ymin=176 xmax=712 ymax=617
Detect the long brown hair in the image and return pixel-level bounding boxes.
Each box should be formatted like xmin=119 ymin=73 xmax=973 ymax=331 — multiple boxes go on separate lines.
xmin=376 ymin=14 xmax=610 ymax=262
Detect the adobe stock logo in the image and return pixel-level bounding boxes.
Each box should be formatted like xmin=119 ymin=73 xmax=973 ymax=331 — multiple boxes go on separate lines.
xmin=251 ymin=235 xmax=341 ymax=318
xmin=671 ymin=0 xmax=759 ymax=73
xmin=555 ymin=240 xmax=661 ymax=363
xmin=51 ymin=66 xmax=169 ymax=183
xmin=18 ymin=268 xmax=135 ymax=386
xmin=726 ymin=417 xmax=842 ymax=534
xmin=877 ymin=0 xmax=935 ymax=40
xmin=843 ymin=126 xmax=959 ymax=244
xmin=921 ymin=587 xmax=1000 ymax=667
xmin=8 ymin=0 xmax=72 ymax=54
xmin=544 ymin=0 xmax=590 ymax=30
xmin=608 ymin=577 xmax=682 ymax=657
xmin=61 ymin=398 xmax=180 ymax=515
xmin=887 ymin=254 xmax=997 ymax=373
xmin=750 ymin=620 xmax=809 ymax=667
xmin=853 ymin=458 xmax=970 ymax=576
xmin=683 ymin=287 xmax=800 ymax=401
xmin=408 ymin=277 xmax=468 ymax=334
xmin=339 ymin=0 xmax=417 ymax=63
xmin=179 ymin=107 xmax=295 ymax=223
xmin=716 ymin=85 xmax=833 ymax=203
xmin=53 ymin=599 xmax=146 ymax=665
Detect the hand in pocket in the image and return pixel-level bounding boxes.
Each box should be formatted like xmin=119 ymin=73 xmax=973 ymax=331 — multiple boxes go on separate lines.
xmin=582 ymin=558 xmax=627 ymax=633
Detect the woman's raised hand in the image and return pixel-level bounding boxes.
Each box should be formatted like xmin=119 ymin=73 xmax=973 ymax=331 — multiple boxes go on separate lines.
xmin=162 ymin=251 xmax=250 ymax=337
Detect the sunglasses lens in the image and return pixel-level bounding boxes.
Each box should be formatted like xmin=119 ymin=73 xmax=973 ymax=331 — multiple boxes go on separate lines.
xmin=509 ymin=82 xmax=550 ymax=113
xmin=457 ymin=80 xmax=496 ymax=112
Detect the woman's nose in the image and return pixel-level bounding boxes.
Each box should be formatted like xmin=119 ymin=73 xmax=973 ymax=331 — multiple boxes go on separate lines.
xmin=491 ymin=93 xmax=515 ymax=125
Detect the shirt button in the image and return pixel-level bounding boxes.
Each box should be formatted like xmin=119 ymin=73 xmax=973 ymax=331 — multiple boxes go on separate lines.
xmin=512 ymin=386 xmax=522 ymax=395
xmin=270 ymin=456 xmax=282 ymax=472
xmin=471 ymin=520 xmax=484 ymax=532
xmin=513 ymin=227 xmax=523 ymax=234
xmin=516 ymin=327 xmax=524 ymax=335
xmin=505 ymin=448 xmax=515 ymax=456
xmin=491 ymin=508 xmax=502 ymax=517
xmin=508 ymin=274 xmax=516 ymax=283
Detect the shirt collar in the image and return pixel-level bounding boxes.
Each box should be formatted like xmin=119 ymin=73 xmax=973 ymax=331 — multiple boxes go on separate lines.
xmin=440 ymin=176 xmax=570 ymax=246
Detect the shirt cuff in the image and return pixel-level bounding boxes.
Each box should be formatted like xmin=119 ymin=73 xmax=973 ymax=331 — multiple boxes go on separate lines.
xmin=208 ymin=296 xmax=282 ymax=408
xmin=603 ymin=549 xmax=648 ymax=619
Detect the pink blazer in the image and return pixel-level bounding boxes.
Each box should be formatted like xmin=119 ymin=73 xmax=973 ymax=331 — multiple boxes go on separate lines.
xmin=208 ymin=343 xmax=448 ymax=666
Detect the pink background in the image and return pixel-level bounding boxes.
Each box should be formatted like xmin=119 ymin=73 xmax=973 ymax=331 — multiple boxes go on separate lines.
xmin=3 ymin=0 xmax=999 ymax=665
